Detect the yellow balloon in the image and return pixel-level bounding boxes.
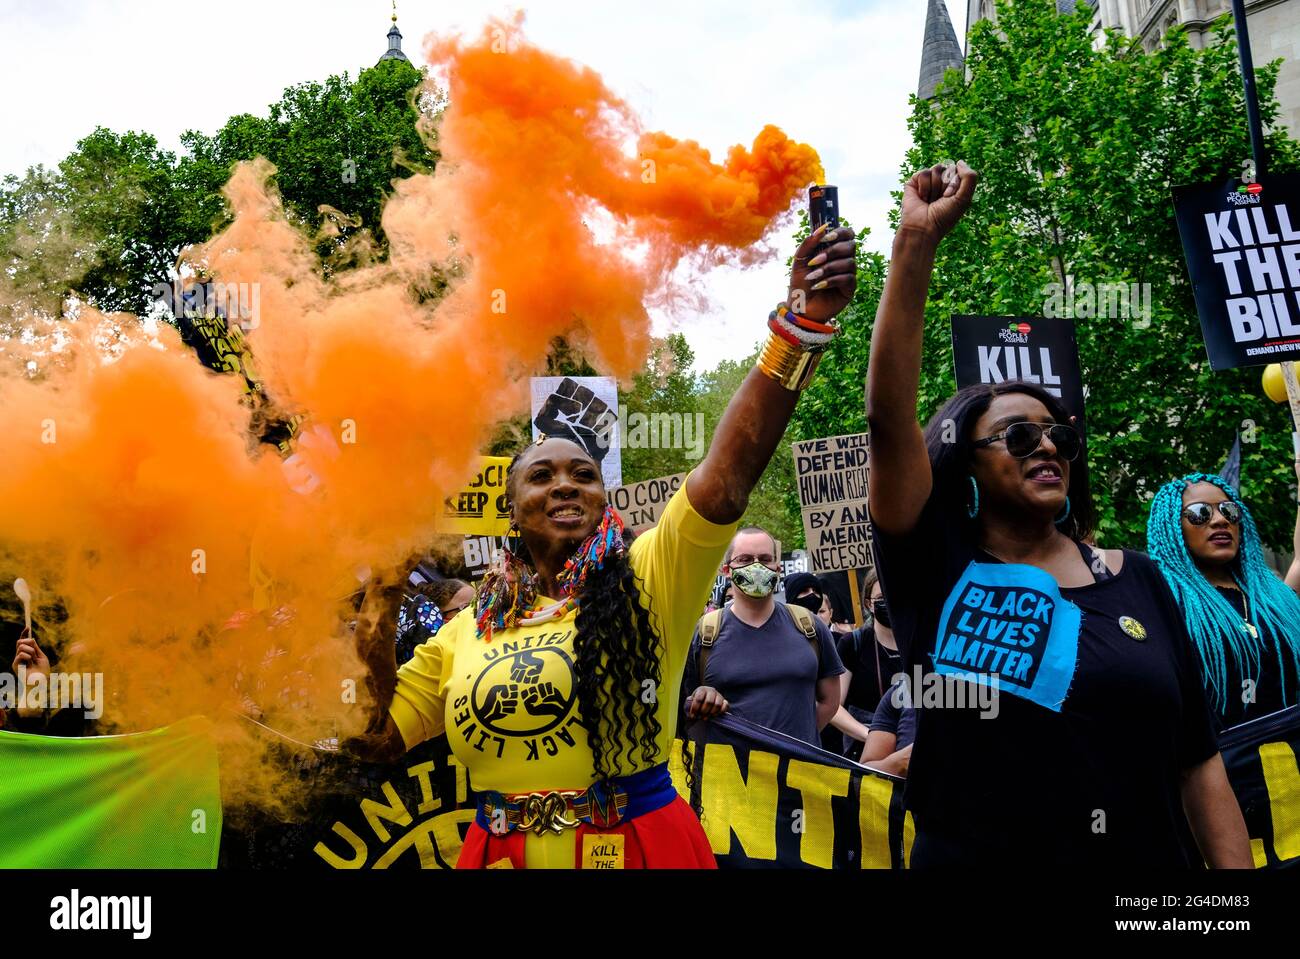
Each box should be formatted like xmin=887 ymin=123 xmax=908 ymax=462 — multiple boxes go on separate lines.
xmin=1262 ymin=363 xmax=1300 ymax=403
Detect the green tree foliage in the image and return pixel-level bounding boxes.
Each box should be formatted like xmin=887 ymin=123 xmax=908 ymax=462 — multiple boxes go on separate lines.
xmin=0 ymin=130 xmax=187 ymax=315
xmin=693 ymin=348 xmax=804 ymax=548
xmin=180 ymin=58 xmax=438 ymax=252
xmin=618 ymin=333 xmax=700 ymax=482
xmin=795 ymin=0 xmax=1300 ymax=551
xmin=0 ymin=59 xmax=437 ymax=317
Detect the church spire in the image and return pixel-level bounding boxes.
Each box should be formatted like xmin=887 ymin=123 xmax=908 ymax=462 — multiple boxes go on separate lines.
xmin=379 ymin=1 xmax=411 ymax=64
xmin=918 ymin=0 xmax=964 ymax=100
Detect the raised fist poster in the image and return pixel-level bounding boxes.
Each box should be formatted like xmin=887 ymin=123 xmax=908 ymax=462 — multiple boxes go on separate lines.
xmin=530 ymin=376 xmax=622 ymax=488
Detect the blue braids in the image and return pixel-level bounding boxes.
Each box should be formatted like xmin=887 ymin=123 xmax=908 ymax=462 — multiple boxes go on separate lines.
xmin=1146 ymin=472 xmax=1300 ymax=714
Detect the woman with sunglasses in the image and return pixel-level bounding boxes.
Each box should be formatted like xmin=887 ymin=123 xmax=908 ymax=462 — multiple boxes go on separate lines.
xmin=1147 ymin=471 xmax=1300 ymax=729
xmin=864 ymin=161 xmax=1249 ymax=867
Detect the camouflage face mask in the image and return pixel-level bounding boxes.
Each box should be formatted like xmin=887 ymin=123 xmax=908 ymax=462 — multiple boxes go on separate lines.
xmin=730 ymin=562 xmax=779 ymax=599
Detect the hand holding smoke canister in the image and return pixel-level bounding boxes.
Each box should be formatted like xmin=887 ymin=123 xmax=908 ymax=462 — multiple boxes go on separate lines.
xmin=809 ymin=184 xmax=839 ymax=232
xmin=759 ymin=184 xmax=856 ymax=390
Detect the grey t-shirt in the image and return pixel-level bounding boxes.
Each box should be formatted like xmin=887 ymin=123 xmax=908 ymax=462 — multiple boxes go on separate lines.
xmin=683 ymin=604 xmax=844 ymax=745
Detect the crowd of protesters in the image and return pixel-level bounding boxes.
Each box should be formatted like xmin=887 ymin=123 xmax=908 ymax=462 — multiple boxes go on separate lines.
xmin=8 ymin=162 xmax=1300 ymax=871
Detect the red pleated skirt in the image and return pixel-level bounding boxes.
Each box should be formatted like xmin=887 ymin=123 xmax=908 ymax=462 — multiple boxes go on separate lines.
xmin=456 ymin=794 xmax=717 ymax=869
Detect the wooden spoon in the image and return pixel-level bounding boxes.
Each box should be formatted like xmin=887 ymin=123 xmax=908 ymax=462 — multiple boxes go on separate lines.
xmin=13 ymin=578 xmax=31 ymax=634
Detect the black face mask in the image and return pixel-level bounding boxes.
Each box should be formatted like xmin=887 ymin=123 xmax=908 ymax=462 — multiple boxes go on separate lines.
xmin=871 ymin=599 xmax=892 ymax=629
xmin=789 ymin=592 xmax=823 ymax=614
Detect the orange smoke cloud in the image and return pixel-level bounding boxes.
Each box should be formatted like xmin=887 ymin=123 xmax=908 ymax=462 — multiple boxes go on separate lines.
xmin=0 ymin=13 xmax=820 ymax=812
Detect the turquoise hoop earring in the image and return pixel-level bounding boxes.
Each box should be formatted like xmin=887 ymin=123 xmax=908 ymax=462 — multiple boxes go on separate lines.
xmin=967 ymin=476 xmax=980 ymax=520
xmin=1055 ymin=496 xmax=1071 ymax=526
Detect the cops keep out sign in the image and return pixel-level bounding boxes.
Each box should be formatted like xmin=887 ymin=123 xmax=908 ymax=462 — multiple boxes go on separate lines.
xmin=1173 ymin=173 xmax=1300 ymax=369
xmin=793 ymin=433 xmax=870 ymax=573
xmin=951 ymin=315 xmax=1087 ymax=428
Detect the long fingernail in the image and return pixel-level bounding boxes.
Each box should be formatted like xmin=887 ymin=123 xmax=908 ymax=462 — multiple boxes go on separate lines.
xmin=805 ymin=268 xmax=824 ymax=283
xmin=813 ymin=222 xmax=829 ymax=235
xmin=811 ymin=280 xmax=829 ymax=291
xmin=807 ymin=252 xmax=827 ymax=267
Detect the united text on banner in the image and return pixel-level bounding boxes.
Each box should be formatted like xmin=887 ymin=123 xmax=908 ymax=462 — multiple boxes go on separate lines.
xmin=675 ymin=713 xmax=907 ymax=868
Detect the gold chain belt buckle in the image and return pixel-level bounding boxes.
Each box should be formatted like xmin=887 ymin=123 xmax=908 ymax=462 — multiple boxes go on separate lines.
xmin=513 ymin=790 xmax=582 ymax=835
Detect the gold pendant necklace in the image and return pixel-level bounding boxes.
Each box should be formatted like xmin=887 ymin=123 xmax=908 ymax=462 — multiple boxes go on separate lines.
xmin=1230 ymin=584 xmax=1259 ymax=640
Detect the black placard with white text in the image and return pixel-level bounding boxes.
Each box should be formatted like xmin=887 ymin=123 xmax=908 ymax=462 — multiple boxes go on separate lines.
xmin=951 ymin=315 xmax=1087 ymax=433
xmin=1173 ymin=173 xmax=1300 ymax=370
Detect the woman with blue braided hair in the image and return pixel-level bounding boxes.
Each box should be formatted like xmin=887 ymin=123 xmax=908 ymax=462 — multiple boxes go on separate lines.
xmin=1146 ymin=471 xmax=1300 ymax=729
xmin=344 ymin=223 xmax=859 ymax=868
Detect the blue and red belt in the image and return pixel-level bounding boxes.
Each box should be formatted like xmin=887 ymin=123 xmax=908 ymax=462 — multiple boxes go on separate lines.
xmin=475 ymin=763 xmax=678 ymax=836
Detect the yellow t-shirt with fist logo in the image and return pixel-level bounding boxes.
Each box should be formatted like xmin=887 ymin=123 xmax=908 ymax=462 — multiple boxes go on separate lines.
xmin=389 ymin=473 xmax=736 ymax=802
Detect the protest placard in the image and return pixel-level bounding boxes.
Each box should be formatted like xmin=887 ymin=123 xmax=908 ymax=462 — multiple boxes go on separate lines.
xmin=952 ymin=315 xmax=1087 ymax=430
xmin=608 ymin=472 xmax=687 ymax=534
xmin=436 ymin=456 xmax=511 ymax=536
xmin=793 ymin=433 xmax=871 ymax=573
xmin=1173 ymin=173 xmax=1300 ymax=370
xmin=530 ymin=376 xmax=622 ymax=487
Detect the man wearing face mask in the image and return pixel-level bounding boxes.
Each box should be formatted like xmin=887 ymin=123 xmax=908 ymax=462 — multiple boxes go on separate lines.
xmin=682 ymin=526 xmax=844 ymax=746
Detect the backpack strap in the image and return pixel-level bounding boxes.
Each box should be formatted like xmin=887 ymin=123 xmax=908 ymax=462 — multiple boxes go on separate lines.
xmin=783 ymin=603 xmax=821 ymax=672
xmin=695 ymin=608 xmax=724 ymax=684
xmin=694 ymin=605 xmax=822 ymax=685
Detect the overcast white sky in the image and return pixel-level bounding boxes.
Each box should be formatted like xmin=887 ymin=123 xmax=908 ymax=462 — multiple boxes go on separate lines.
xmin=0 ymin=0 xmax=966 ymax=371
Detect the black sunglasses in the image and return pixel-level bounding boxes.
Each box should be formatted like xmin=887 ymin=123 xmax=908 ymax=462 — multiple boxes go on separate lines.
xmin=971 ymin=422 xmax=1081 ymax=461
xmin=1182 ymin=501 xmax=1242 ymax=526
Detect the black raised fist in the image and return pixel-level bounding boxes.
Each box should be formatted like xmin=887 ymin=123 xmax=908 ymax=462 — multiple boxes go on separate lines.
xmin=533 ymin=378 xmax=615 ymax=461
xmin=522 ymin=681 xmax=568 ymax=719
xmin=481 ymin=683 xmax=520 ymax=724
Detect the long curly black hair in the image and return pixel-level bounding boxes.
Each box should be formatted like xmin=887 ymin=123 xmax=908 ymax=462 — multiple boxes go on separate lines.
xmin=504 ymin=448 xmax=665 ymax=784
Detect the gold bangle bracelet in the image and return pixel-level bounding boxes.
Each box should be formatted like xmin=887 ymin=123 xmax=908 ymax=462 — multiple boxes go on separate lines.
xmin=757 ymin=330 xmax=825 ymax=391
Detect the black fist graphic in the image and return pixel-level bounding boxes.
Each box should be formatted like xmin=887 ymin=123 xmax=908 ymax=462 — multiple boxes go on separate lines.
xmin=533 ymin=378 xmax=615 ymax=461
xmin=522 ymin=681 xmax=568 ymax=719
xmin=481 ymin=683 xmax=520 ymax=724
xmin=510 ymin=650 xmax=546 ymax=684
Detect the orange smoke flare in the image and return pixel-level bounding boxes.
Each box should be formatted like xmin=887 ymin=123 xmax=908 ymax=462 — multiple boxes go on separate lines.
xmin=0 ymin=12 xmax=821 ymax=812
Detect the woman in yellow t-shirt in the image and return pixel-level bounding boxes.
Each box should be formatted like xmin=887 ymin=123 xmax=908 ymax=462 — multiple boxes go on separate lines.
xmin=350 ymin=224 xmax=858 ymax=868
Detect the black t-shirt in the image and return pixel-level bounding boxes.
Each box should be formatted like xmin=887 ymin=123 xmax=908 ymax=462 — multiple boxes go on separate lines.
xmin=1210 ymin=586 xmax=1300 ymax=730
xmin=820 ymin=625 xmax=904 ymax=753
xmin=684 ymin=604 xmax=844 ymax=746
xmin=838 ymin=625 xmax=904 ymax=717
xmin=871 ymin=500 xmax=1218 ymax=867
